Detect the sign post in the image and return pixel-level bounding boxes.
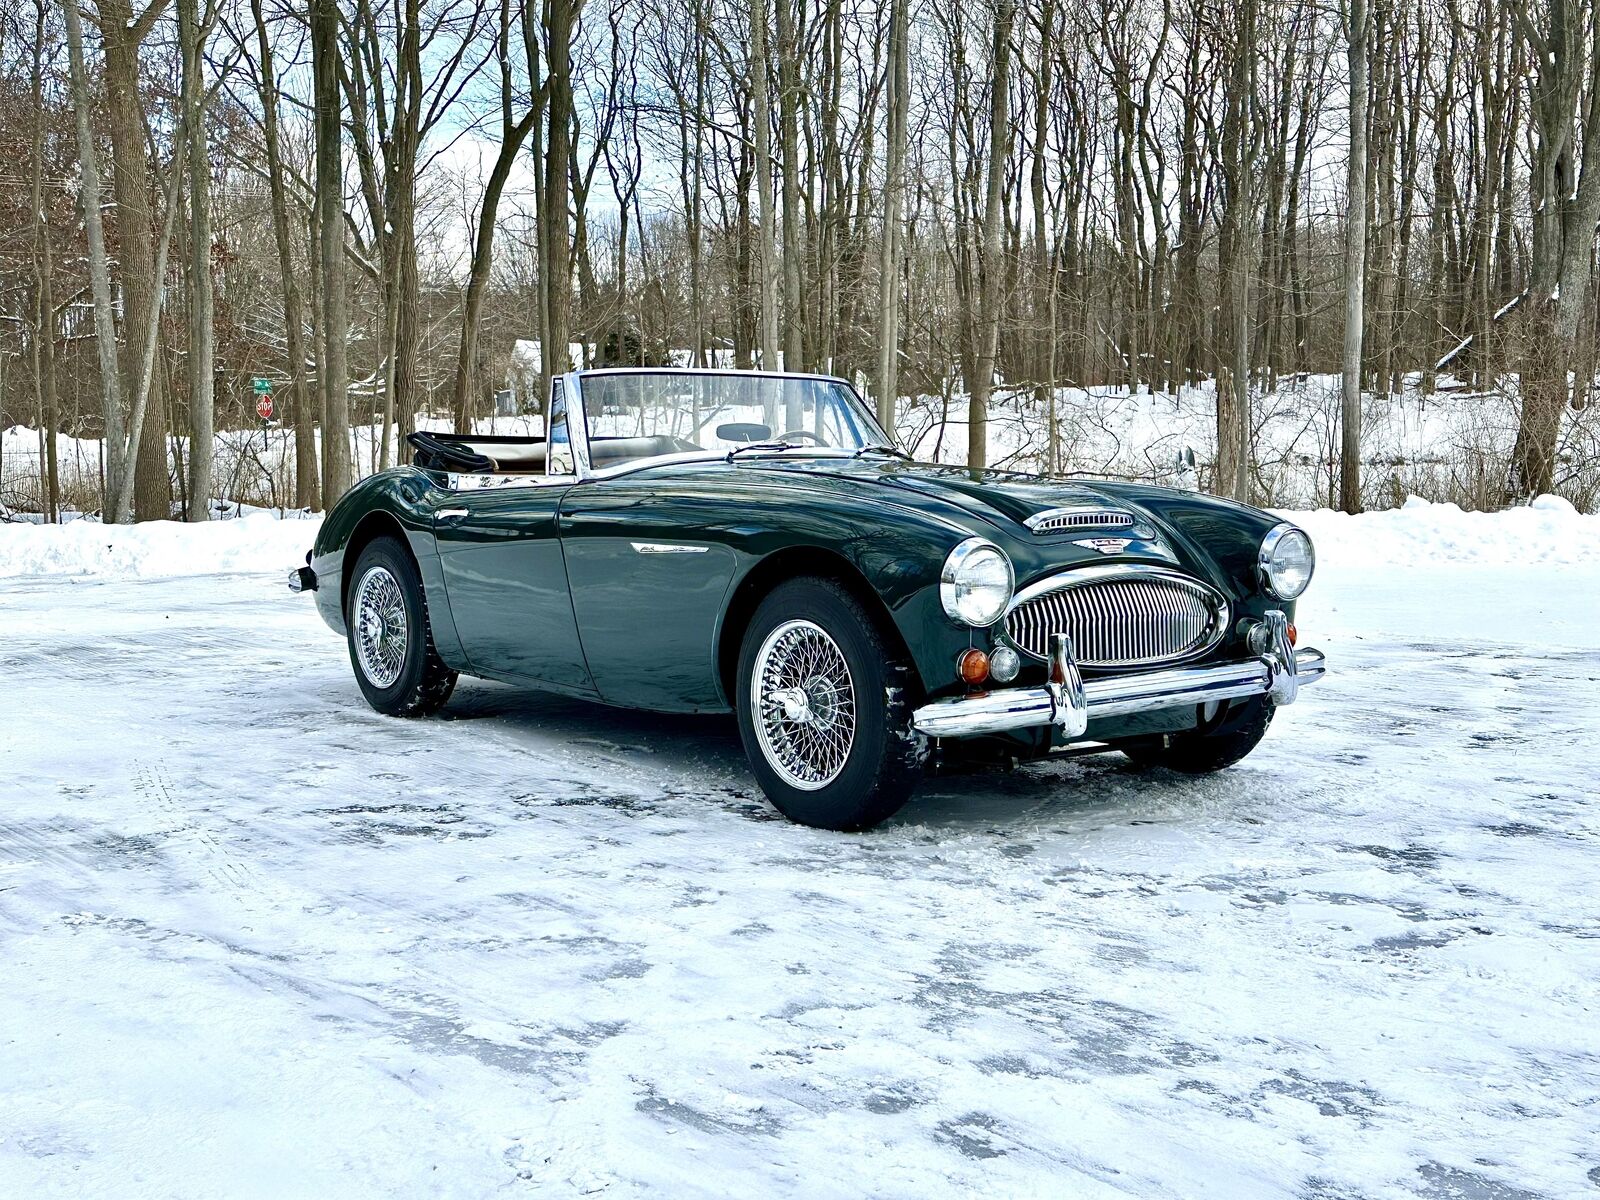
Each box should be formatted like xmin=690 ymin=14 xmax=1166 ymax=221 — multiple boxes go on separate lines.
xmin=252 ymin=379 xmax=276 ymax=510
xmin=252 ymin=377 xmax=274 ymax=422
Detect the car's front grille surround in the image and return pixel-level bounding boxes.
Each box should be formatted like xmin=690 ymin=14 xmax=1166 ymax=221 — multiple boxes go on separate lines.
xmin=1003 ymin=566 xmax=1228 ymax=667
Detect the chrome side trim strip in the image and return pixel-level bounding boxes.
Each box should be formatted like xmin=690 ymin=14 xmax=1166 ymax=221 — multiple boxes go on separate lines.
xmin=444 ymin=471 xmax=575 ymax=491
xmin=631 ymin=542 xmax=710 ymax=554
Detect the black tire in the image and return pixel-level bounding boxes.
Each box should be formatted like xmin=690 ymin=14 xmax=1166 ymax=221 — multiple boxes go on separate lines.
xmin=735 ymin=577 xmax=925 ymax=831
xmin=1121 ymin=695 xmax=1273 ymax=773
xmin=345 ymin=536 xmax=457 ymax=717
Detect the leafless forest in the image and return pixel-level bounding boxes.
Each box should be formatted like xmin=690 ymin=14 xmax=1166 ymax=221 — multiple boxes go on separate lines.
xmin=1 ymin=0 xmax=1599 ymax=521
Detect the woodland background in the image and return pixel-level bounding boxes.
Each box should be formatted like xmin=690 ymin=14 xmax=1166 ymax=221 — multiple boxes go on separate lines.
xmin=1 ymin=0 xmax=1599 ymax=522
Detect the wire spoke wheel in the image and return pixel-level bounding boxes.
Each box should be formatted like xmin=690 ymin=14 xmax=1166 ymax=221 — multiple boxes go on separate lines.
xmin=353 ymin=565 xmax=408 ymax=688
xmin=752 ymin=619 xmax=857 ymax=791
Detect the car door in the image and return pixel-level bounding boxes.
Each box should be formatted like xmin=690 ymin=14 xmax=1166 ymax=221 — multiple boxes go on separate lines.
xmin=432 ymin=382 xmax=594 ymax=693
xmin=559 ymin=476 xmax=741 ymax=712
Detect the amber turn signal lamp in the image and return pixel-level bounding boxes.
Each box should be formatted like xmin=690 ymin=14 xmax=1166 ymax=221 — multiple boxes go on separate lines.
xmin=1287 ymin=623 xmax=1298 ymax=646
xmin=957 ymin=648 xmax=990 ymax=686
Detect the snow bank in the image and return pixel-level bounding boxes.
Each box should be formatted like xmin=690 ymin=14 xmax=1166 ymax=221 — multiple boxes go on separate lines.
xmin=4 ymin=493 xmax=1592 ymax=580
xmin=1284 ymin=495 xmax=1600 ymax=569
xmin=0 ymin=512 xmax=322 ymax=580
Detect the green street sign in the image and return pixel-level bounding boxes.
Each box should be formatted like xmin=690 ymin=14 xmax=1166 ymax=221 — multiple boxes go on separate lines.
xmin=252 ymin=377 xmax=273 ymax=395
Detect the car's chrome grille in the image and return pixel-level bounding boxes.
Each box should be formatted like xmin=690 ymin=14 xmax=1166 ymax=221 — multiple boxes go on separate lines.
xmin=1026 ymin=507 xmax=1136 ymax=534
xmin=1004 ymin=572 xmax=1224 ymax=666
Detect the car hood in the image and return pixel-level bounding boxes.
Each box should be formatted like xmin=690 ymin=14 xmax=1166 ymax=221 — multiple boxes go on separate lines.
xmin=766 ymin=458 xmax=1151 ymax=534
xmin=750 ymin=456 xmax=1278 ymax=597
xmin=872 ymin=463 xmax=1136 ymax=527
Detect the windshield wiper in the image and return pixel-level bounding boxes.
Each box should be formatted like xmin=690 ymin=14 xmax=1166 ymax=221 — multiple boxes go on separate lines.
xmin=853 ymin=444 xmax=912 ymax=461
xmin=726 ymin=441 xmax=802 ymax=459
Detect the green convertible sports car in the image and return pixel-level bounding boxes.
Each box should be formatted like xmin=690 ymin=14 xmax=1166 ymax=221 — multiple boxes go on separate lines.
xmin=290 ymin=368 xmax=1326 ymax=830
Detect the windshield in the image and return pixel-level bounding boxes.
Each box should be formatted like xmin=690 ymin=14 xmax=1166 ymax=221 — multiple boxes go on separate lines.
xmin=577 ymin=371 xmax=886 ymax=470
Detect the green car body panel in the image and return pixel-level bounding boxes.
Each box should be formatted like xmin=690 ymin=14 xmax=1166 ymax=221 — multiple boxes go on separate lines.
xmin=309 ymin=455 xmax=1295 ymax=736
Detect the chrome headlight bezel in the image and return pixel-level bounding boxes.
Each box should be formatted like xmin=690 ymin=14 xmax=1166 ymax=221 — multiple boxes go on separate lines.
xmin=940 ymin=537 xmax=1014 ymax=628
xmin=1259 ymin=522 xmax=1315 ymax=599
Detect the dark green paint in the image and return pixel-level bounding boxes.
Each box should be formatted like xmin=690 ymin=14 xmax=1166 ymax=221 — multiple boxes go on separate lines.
xmin=309 ymin=455 xmax=1299 ymax=727
xmin=433 ymin=485 xmax=593 ymax=691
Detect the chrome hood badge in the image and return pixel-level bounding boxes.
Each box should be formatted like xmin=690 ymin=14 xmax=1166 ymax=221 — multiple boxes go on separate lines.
xmin=1073 ymin=537 xmax=1133 ymax=555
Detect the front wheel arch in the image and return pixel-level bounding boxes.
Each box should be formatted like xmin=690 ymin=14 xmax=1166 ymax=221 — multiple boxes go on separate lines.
xmin=716 ymin=547 xmax=918 ymax=710
xmin=341 ymin=511 xmax=415 ymax=615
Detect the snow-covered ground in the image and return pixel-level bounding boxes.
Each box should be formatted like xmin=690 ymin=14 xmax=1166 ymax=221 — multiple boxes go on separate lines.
xmin=2 ymin=512 xmax=1597 ymax=1197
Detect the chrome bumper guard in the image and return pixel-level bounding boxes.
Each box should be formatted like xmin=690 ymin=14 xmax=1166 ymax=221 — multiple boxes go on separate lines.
xmin=911 ymin=610 xmax=1325 ymax=740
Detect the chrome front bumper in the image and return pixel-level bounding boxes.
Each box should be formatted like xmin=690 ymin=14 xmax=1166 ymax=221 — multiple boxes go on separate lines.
xmin=911 ymin=610 xmax=1325 ymax=740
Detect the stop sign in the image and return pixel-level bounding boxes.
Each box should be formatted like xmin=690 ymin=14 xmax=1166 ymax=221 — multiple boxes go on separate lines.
xmin=256 ymin=394 xmax=274 ymax=421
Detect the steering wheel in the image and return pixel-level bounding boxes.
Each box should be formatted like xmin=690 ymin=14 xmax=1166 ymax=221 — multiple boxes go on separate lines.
xmin=776 ymin=429 xmax=827 ymax=445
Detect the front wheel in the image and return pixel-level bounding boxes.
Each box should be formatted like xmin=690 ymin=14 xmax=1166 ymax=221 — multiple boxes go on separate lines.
xmin=735 ymin=578 xmax=925 ymax=831
xmin=346 ymin=536 xmax=458 ymax=717
xmin=1121 ymin=695 xmax=1273 ymax=773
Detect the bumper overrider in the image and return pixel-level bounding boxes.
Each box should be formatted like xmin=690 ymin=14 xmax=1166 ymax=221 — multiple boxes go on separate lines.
xmin=911 ymin=610 xmax=1325 ymax=740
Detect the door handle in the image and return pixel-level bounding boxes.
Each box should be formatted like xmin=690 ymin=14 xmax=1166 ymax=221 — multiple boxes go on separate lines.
xmin=436 ymin=508 xmax=469 ymax=520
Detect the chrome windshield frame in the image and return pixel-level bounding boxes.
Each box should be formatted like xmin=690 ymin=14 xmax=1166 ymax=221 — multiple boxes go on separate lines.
xmin=566 ymin=367 xmax=889 ymax=480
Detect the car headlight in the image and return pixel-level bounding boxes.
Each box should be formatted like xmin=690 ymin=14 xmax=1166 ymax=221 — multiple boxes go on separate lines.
xmin=940 ymin=538 xmax=1014 ymax=627
xmin=1259 ymin=523 xmax=1315 ymax=599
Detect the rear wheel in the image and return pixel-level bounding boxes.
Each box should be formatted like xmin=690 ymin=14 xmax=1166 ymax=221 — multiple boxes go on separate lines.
xmin=1121 ymin=695 xmax=1273 ymax=773
xmin=735 ymin=578 xmax=924 ymax=831
xmin=346 ymin=536 xmax=457 ymax=717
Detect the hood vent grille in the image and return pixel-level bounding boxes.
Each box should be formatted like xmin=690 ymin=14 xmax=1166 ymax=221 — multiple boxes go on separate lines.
xmin=1025 ymin=507 xmax=1136 ymax=535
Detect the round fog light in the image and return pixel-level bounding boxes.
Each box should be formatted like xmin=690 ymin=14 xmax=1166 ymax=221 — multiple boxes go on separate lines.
xmin=989 ymin=645 xmax=1021 ymax=683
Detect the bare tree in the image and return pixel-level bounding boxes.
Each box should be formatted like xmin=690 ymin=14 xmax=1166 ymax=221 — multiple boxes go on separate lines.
xmin=1340 ymin=0 xmax=1368 ymax=513
xmin=179 ymin=0 xmax=216 ymax=519
xmin=874 ymin=0 xmax=908 ymax=430
xmin=452 ymin=0 xmax=540 ymax=430
xmin=1213 ymin=0 xmax=1259 ymax=502
xmin=28 ymin=0 xmax=59 ymax=521
xmin=59 ymin=0 xmax=127 ymax=513
xmin=249 ymin=0 xmax=318 ymax=510
xmin=540 ymin=0 xmax=584 ymax=393
xmin=98 ymin=0 xmax=174 ymax=520
xmin=969 ymin=0 xmax=1015 ymax=471
xmin=312 ymin=0 xmax=351 ymax=501
xmin=1508 ymin=0 xmax=1600 ymax=498
xmin=749 ymin=0 xmax=780 ymax=372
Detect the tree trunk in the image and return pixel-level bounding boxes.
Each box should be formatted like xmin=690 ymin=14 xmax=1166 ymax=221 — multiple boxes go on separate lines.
xmin=30 ymin=0 xmax=60 ymax=521
xmin=970 ymin=0 xmax=1014 ymax=471
xmin=100 ymin=0 xmax=173 ymax=520
xmin=252 ymin=0 xmax=318 ymax=509
xmin=775 ymin=0 xmax=804 ymax=373
xmin=874 ymin=0 xmax=909 ymax=432
xmin=1214 ymin=0 xmax=1257 ymax=503
xmin=1341 ymin=0 xmax=1369 ymax=513
xmin=59 ymin=0 xmax=127 ymax=514
xmin=313 ymin=0 xmax=352 ymax=501
xmin=750 ymin=0 xmax=781 ymax=374
xmin=453 ymin=0 xmax=541 ymax=429
xmin=541 ymin=0 xmax=583 ymax=393
xmin=180 ymin=0 xmax=213 ymax=520
xmin=1508 ymin=0 xmax=1599 ymax=499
